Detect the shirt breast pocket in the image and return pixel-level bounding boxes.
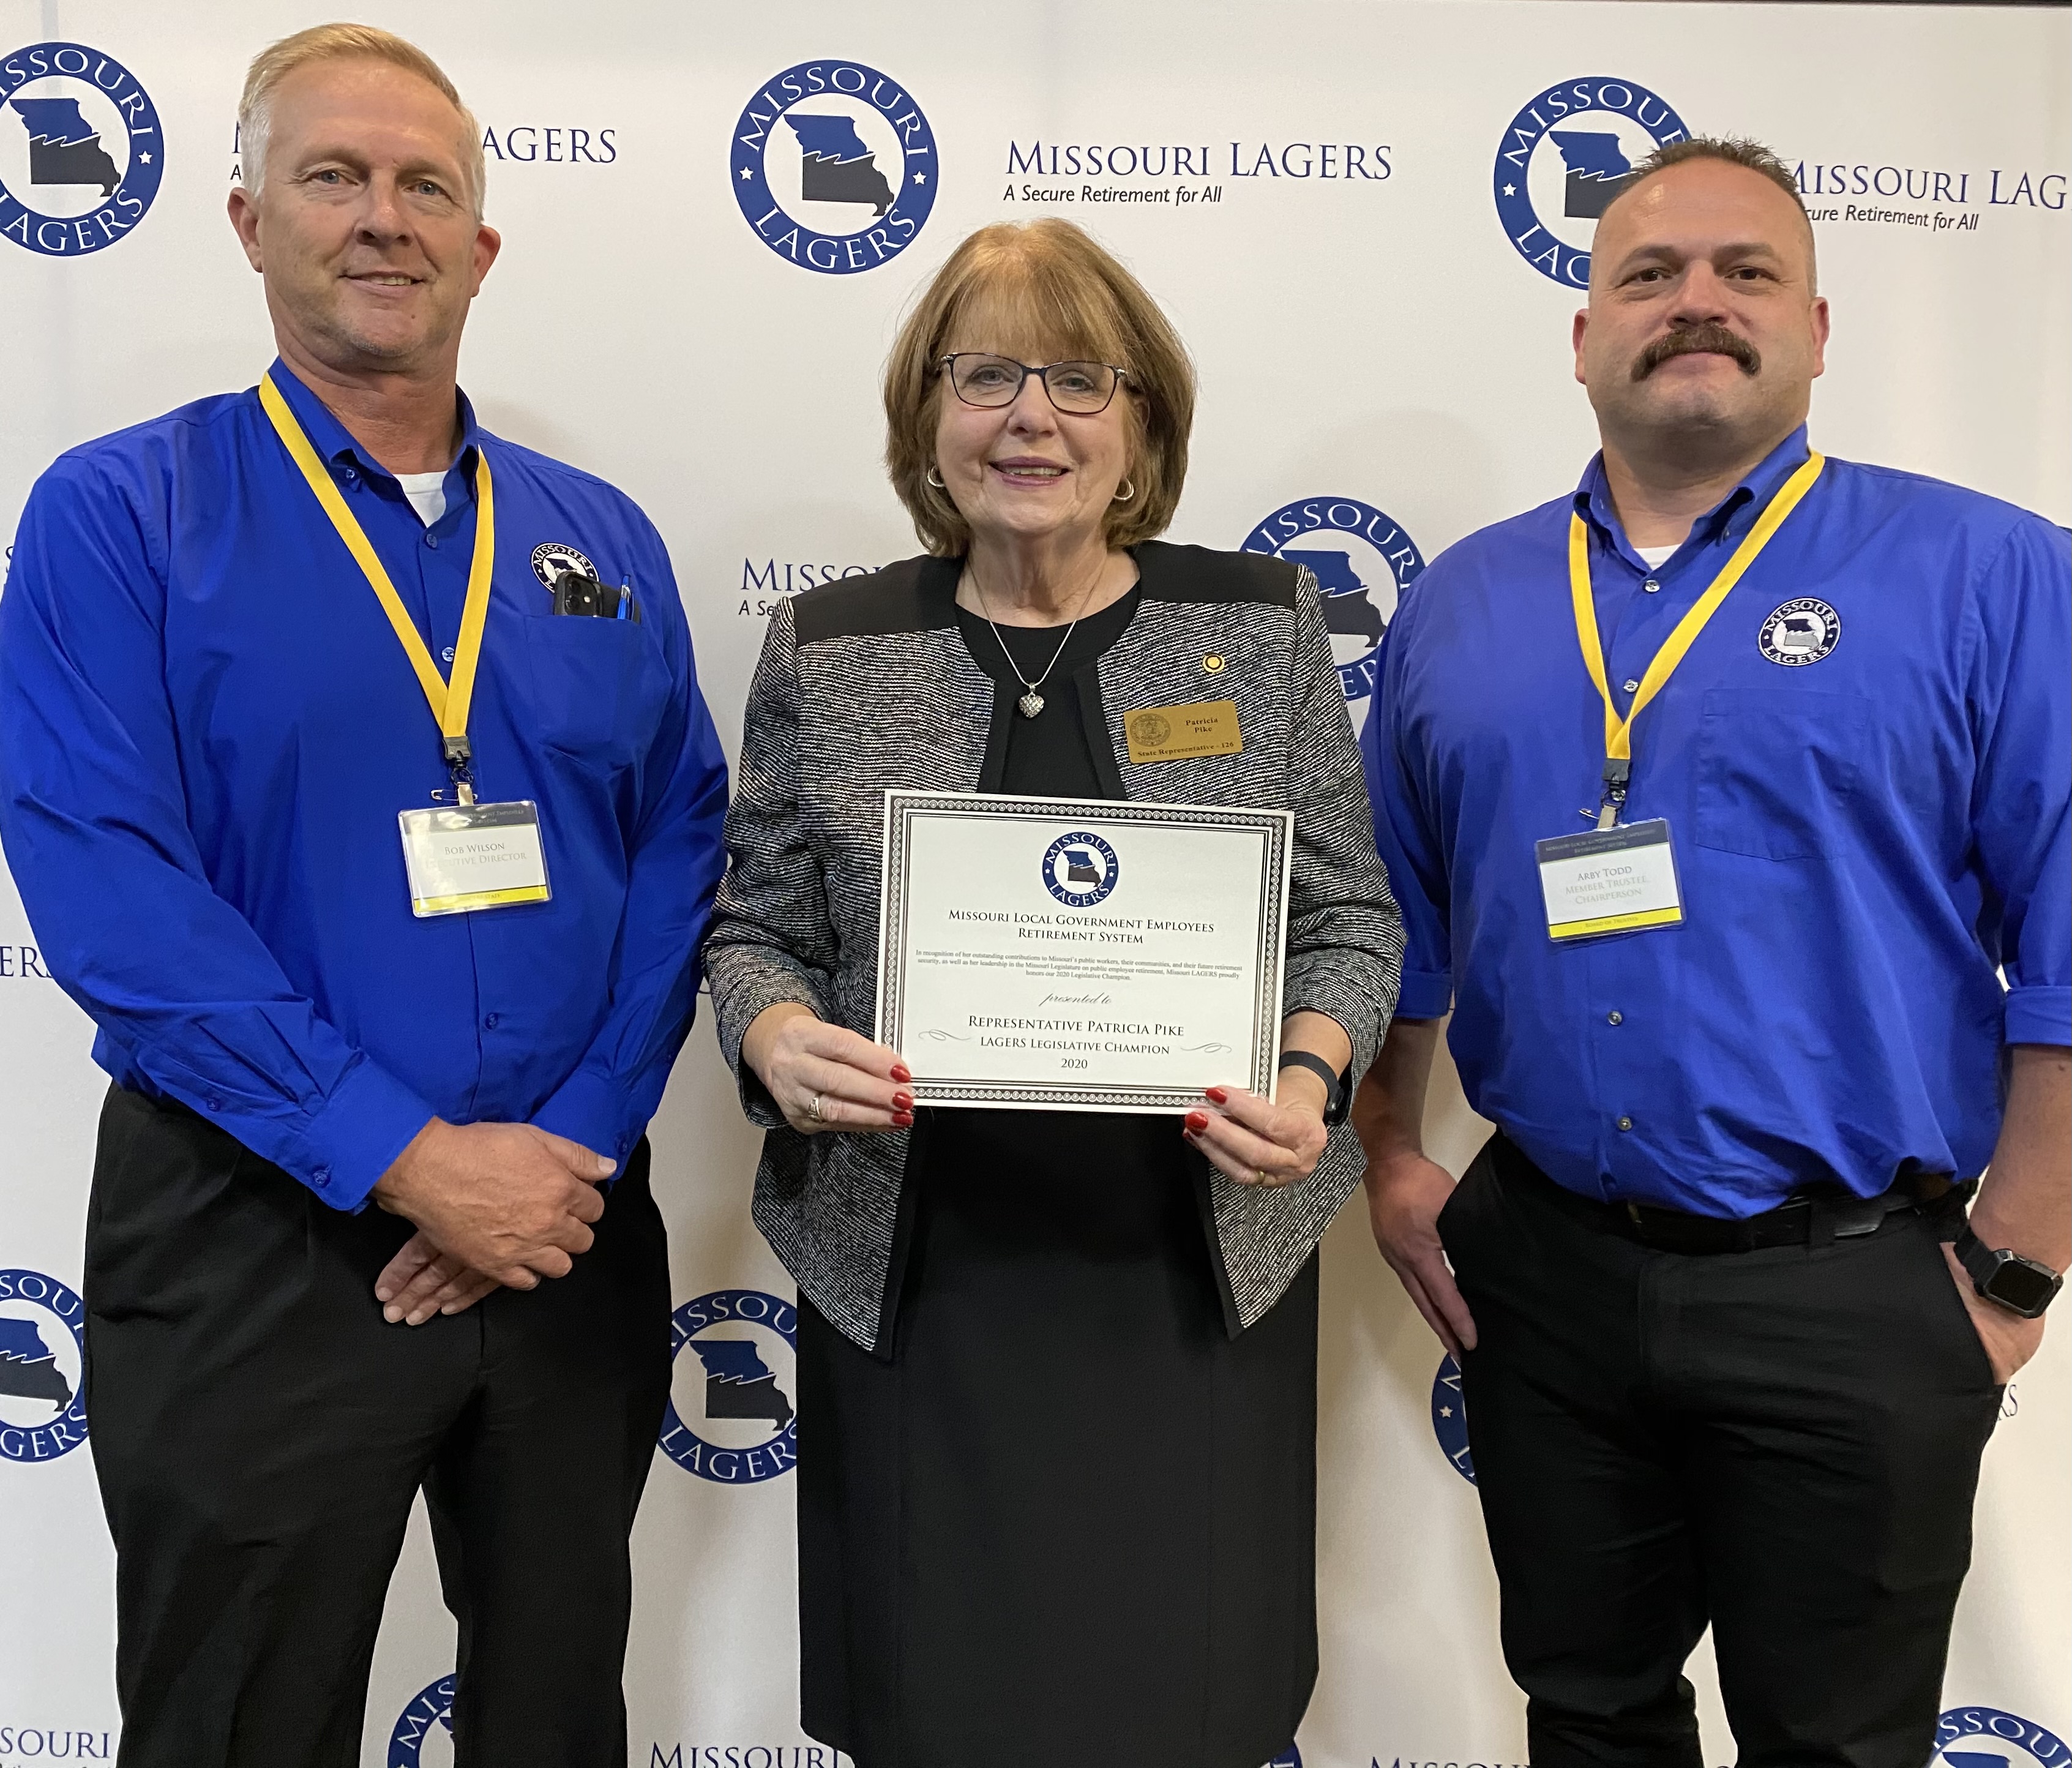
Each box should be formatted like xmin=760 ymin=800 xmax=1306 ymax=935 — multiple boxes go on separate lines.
xmin=523 ymin=616 xmax=668 ymax=765
xmin=1693 ymin=687 xmax=1869 ymax=862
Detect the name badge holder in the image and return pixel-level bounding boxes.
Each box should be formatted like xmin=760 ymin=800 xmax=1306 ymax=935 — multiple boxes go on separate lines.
xmin=259 ymin=373 xmax=551 ymax=918
xmin=1536 ymin=821 xmax=1683 ymax=942
xmin=398 ymin=800 xmax=551 ymax=918
xmin=1541 ymin=452 xmax=1825 ymax=943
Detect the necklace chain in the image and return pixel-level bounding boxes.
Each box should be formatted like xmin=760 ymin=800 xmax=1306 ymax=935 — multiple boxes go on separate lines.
xmin=968 ymin=566 xmax=1109 ymax=717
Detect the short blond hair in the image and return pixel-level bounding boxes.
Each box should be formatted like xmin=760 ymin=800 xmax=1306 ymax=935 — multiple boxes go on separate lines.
xmin=238 ymin=22 xmax=485 ymax=217
xmin=884 ymin=220 xmax=1196 ymax=556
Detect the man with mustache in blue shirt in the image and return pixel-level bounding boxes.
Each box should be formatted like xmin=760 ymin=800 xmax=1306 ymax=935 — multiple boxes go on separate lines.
xmin=1358 ymin=138 xmax=2067 ymax=1768
xmin=0 ymin=24 xmax=727 ymax=1767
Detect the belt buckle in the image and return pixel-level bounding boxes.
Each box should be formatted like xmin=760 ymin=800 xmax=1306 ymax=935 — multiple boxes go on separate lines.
xmin=1828 ymin=1194 xmax=1897 ymax=1240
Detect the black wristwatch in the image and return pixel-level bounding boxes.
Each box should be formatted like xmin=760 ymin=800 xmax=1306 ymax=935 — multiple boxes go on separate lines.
xmin=1278 ymin=1051 xmax=1349 ymax=1125
xmin=1953 ymin=1226 xmax=2063 ymax=1319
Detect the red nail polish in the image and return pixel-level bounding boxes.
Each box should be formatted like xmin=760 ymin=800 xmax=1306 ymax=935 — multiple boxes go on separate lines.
xmin=1205 ymin=1086 xmax=1229 ymax=1104
xmin=893 ymin=1111 xmax=914 ymax=1128
xmin=893 ymin=1092 xmax=914 ymax=1111
xmin=1184 ymin=1111 xmax=1210 ymax=1133
xmin=891 ymin=1064 xmax=913 ymax=1083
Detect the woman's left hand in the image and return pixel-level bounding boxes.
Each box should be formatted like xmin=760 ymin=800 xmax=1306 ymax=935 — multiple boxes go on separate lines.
xmin=1184 ymin=1082 xmax=1330 ymax=1189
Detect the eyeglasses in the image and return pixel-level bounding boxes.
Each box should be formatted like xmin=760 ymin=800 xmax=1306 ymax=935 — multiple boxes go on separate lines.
xmin=940 ymin=353 xmax=1128 ymax=415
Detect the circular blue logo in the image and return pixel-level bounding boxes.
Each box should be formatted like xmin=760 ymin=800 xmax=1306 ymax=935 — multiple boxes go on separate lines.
xmin=659 ymin=1289 xmax=798 ymax=1484
xmin=730 ymin=60 xmax=937 ymax=275
xmin=0 ymin=43 xmax=163 ymax=257
xmin=1431 ymin=1352 xmax=1473 ymax=1484
xmin=1042 ymin=830 xmax=1120 ymax=908
xmin=1493 ymin=77 xmax=1691 ymax=287
xmin=1934 ymin=1709 xmax=2070 ymax=1768
xmin=389 ymin=1675 xmax=455 ymax=1767
xmin=1241 ymin=496 xmax=1426 ymax=714
xmin=0 ymin=1267 xmax=89 ymax=1463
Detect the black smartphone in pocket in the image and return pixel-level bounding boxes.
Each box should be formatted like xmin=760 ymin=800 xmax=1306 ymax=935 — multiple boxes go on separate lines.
xmin=552 ymin=568 xmax=613 ymax=617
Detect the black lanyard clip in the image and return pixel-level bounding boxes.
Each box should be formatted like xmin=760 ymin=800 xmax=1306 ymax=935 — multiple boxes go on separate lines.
xmin=1596 ymin=758 xmax=1630 ymax=831
xmin=442 ymin=734 xmax=477 ymax=807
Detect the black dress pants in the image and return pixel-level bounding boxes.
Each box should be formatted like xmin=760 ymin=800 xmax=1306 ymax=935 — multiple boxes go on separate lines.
xmin=1439 ymin=1134 xmax=2003 ymax=1768
xmin=83 ymin=1087 xmax=672 ymax=1768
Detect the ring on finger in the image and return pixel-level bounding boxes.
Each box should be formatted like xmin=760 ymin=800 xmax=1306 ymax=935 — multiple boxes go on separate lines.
xmin=806 ymin=1092 xmax=824 ymax=1123
xmin=1255 ymin=1167 xmax=1271 ymax=1186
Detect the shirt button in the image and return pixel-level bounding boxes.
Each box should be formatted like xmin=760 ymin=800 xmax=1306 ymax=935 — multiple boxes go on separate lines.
xmin=484 ymin=1013 xmax=500 ymax=1030
xmin=441 ymin=646 xmax=455 ymax=662
xmin=338 ymin=467 xmax=358 ymax=484
xmin=1616 ymin=1116 xmax=1634 ymax=1132
xmin=313 ymin=1165 xmax=332 ymax=1185
xmin=1642 ymin=577 xmax=1660 ymax=594
xmin=425 ymin=533 xmax=440 ymax=549
xmin=1607 ymin=1010 xmax=1623 ymax=1025
xmin=1621 ymin=678 xmax=1640 ymax=693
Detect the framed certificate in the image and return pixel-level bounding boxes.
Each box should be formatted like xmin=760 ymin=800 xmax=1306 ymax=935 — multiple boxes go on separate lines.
xmin=876 ymin=791 xmax=1293 ymax=1112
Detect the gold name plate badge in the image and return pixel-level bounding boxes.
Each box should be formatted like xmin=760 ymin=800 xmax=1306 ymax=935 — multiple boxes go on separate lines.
xmin=1124 ymin=699 xmax=1243 ymax=765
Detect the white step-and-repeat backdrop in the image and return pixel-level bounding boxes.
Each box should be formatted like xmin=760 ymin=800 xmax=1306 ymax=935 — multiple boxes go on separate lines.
xmin=1 ymin=2 xmax=2066 ymax=1763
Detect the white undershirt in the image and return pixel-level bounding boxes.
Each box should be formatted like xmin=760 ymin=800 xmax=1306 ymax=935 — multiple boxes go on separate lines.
xmin=395 ymin=470 xmax=447 ymax=526
xmin=1634 ymin=543 xmax=1677 ymax=567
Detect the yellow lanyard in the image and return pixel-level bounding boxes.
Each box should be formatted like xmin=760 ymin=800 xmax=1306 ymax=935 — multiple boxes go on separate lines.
xmin=1569 ymin=451 xmax=1825 ymax=825
xmin=258 ymin=370 xmax=495 ymax=803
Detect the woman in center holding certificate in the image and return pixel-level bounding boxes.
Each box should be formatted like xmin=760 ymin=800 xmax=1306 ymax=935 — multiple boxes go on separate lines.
xmin=704 ymin=219 xmax=1403 ymax=1768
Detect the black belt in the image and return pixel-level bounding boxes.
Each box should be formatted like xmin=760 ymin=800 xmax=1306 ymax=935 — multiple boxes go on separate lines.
xmin=1487 ymin=1133 xmax=1970 ymax=1255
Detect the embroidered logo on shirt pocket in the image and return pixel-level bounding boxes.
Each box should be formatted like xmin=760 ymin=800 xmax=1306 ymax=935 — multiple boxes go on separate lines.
xmin=1694 ymin=687 xmax=1869 ymax=862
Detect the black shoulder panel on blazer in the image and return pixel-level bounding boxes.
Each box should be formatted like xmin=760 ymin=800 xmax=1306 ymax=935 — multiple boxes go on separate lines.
xmin=792 ymin=554 xmax=960 ymax=643
xmin=1132 ymin=539 xmax=1300 ymax=608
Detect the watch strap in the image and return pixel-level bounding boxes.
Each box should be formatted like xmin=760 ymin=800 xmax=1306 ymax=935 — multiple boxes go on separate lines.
xmin=1278 ymin=1050 xmax=1348 ymax=1125
xmin=1953 ymin=1224 xmax=2000 ymax=1291
xmin=1954 ymin=1225 xmax=2063 ymax=1319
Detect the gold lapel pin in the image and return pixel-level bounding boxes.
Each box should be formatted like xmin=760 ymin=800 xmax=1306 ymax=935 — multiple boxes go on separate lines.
xmin=1202 ymin=654 xmax=1225 ymax=673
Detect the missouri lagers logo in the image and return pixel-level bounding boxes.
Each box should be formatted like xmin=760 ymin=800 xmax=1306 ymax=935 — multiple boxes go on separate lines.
xmin=1042 ymin=830 xmax=1121 ymax=909
xmin=1494 ymin=77 xmax=1689 ymax=286
xmin=388 ymin=1676 xmax=455 ymax=1767
xmin=1432 ymin=1352 xmax=1474 ymax=1484
xmin=0 ymin=42 xmax=162 ymax=255
xmin=0 ymin=1267 xmax=89 ymax=1463
xmin=659 ymin=1289 xmax=798 ymax=1484
xmin=730 ymin=60 xmax=937 ymax=274
xmin=1241 ymin=495 xmax=1427 ymax=732
xmin=1759 ymin=597 xmax=1840 ymax=666
xmin=1932 ymin=1708 xmax=2068 ymax=1768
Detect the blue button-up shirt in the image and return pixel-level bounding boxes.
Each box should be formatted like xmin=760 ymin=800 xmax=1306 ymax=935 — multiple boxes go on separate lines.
xmin=1363 ymin=427 xmax=2070 ymax=1215
xmin=0 ymin=362 xmax=729 ymax=1209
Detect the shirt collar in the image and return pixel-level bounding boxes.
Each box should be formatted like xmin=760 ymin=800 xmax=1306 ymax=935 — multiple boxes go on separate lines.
xmin=262 ymin=356 xmax=483 ymax=493
xmin=1573 ymin=424 xmax=1812 ymax=571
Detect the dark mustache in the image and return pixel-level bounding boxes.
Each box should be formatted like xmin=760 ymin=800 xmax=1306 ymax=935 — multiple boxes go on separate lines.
xmin=1632 ymin=323 xmax=1761 ymax=381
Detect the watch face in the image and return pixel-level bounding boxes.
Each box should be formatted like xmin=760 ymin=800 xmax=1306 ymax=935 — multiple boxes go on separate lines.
xmin=1986 ymin=1257 xmax=2060 ymax=1316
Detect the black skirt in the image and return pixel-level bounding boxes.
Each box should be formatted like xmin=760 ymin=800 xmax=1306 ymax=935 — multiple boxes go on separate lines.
xmin=791 ymin=585 xmax=1320 ymax=1768
xmin=796 ymin=1111 xmax=1318 ymax=1768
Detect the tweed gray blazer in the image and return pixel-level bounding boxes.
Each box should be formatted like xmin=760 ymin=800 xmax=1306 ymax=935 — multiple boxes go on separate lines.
xmin=704 ymin=541 xmax=1404 ymax=1352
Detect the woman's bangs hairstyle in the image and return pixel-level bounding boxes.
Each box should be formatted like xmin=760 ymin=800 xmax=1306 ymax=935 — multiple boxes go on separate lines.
xmin=885 ymin=220 xmax=1195 ymax=557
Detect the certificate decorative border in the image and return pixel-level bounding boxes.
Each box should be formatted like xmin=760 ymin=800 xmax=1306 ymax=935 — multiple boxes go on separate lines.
xmin=875 ymin=791 xmax=1293 ymax=1112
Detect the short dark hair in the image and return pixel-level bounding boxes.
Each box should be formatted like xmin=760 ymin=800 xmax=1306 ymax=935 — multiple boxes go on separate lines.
xmin=1598 ymin=136 xmax=1817 ymax=289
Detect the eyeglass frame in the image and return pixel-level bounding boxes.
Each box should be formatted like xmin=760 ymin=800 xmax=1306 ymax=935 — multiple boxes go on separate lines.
xmin=938 ymin=352 xmax=1130 ymax=416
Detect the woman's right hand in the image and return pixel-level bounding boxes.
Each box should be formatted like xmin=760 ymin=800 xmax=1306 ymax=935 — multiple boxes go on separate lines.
xmin=741 ymin=1003 xmax=914 ymax=1136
